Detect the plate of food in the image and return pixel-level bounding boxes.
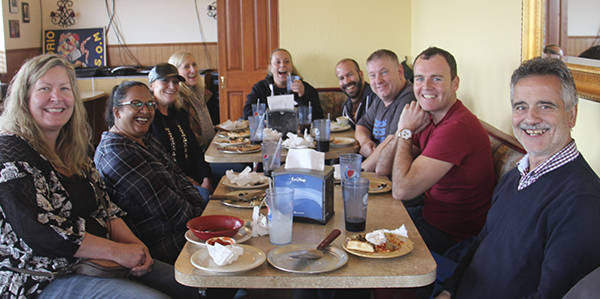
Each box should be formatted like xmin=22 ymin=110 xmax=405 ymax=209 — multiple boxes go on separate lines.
xmin=216 ymin=120 xmax=249 ymax=131
xmin=217 ymin=129 xmax=251 ymax=139
xmin=222 ymin=177 xmax=269 ymax=189
xmin=330 ymin=137 xmax=356 ymax=148
xmin=218 ymin=143 xmax=261 ymax=154
xmin=185 ymin=223 xmax=253 ymax=246
xmin=213 ymin=137 xmax=250 ymax=147
xmin=190 ymin=244 xmax=265 ymax=273
xmin=221 ymin=190 xmax=266 ymax=209
xmin=343 ymin=231 xmax=414 ymax=259
xmin=330 ymin=123 xmax=351 ymax=132
xmin=368 ymin=177 xmax=392 ymax=194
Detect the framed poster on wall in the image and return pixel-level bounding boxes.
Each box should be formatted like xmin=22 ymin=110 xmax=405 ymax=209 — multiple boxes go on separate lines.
xmin=22 ymin=2 xmax=30 ymax=23
xmin=9 ymin=20 xmax=20 ymax=38
xmin=43 ymin=28 xmax=106 ymax=67
xmin=9 ymin=0 xmax=19 ymax=14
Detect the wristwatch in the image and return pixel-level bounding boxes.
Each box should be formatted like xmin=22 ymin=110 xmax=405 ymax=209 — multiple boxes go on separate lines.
xmin=397 ymin=128 xmax=412 ymax=140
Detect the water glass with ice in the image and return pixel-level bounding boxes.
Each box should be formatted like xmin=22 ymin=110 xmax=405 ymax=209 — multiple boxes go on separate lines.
xmin=249 ymin=115 xmax=264 ymax=144
xmin=266 ymin=187 xmax=295 ymax=244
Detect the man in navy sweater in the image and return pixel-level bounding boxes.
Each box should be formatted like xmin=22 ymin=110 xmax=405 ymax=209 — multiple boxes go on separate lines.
xmin=436 ymin=57 xmax=600 ymax=299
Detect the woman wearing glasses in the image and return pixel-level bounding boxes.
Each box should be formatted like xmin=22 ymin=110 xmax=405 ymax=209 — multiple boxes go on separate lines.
xmin=147 ymin=63 xmax=213 ymax=196
xmin=94 ymin=81 xmax=208 ymax=265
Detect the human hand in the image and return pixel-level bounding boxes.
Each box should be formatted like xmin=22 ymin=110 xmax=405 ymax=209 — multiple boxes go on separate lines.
xmin=434 ymin=290 xmax=452 ymax=299
xmin=359 ymin=141 xmax=376 ymax=157
xmin=291 ymin=79 xmax=305 ymax=97
xmin=397 ymin=101 xmax=430 ymax=133
xmin=112 ymin=242 xmax=152 ymax=270
xmin=201 ymin=177 xmax=213 ymax=192
xmin=129 ymin=245 xmax=154 ymax=277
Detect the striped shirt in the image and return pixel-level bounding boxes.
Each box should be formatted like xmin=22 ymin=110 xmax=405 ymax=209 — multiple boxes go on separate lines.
xmin=516 ymin=140 xmax=579 ymax=190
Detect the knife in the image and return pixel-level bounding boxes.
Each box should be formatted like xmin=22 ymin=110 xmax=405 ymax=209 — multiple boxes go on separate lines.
xmin=288 ymin=229 xmax=341 ymax=260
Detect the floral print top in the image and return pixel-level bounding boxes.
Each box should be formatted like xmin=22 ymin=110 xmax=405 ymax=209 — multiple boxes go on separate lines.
xmin=0 ymin=134 xmax=124 ymax=298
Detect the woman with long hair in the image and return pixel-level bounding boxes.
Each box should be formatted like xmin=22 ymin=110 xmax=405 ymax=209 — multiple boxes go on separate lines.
xmin=0 ymin=54 xmax=196 ymax=298
xmin=168 ymin=51 xmax=216 ymax=149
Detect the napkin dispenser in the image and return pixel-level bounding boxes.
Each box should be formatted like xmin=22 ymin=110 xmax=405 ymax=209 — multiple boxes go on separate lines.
xmin=272 ymin=166 xmax=334 ymax=224
xmin=267 ymin=110 xmax=297 ymax=137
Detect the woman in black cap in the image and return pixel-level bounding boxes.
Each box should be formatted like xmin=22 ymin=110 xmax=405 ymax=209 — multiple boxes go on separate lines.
xmin=148 ymin=63 xmax=212 ymax=197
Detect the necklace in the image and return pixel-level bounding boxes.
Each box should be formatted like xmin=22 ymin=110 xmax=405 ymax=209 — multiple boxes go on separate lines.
xmin=164 ymin=124 xmax=189 ymax=162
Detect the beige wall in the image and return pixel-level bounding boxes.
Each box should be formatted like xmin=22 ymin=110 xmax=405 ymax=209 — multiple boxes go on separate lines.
xmin=279 ymin=0 xmax=412 ymax=87
xmin=3 ymin=0 xmax=42 ymax=50
xmin=411 ymin=0 xmax=522 ymax=133
xmin=280 ymin=0 xmax=599 ymax=175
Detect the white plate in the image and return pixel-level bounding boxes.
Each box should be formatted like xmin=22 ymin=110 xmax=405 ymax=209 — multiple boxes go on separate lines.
xmin=330 ymin=124 xmax=351 ymax=132
xmin=222 ymin=176 xmax=269 ymax=189
xmin=330 ymin=137 xmax=356 ymax=148
xmin=190 ymin=244 xmax=266 ymax=273
xmin=267 ymin=244 xmax=348 ymax=274
xmin=185 ymin=224 xmax=253 ymax=246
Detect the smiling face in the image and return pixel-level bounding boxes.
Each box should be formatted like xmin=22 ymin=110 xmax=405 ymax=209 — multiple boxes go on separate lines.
xmin=177 ymin=55 xmax=199 ymax=86
xmin=511 ymin=75 xmax=577 ymax=169
xmin=151 ymin=77 xmax=180 ymax=108
xmin=269 ymin=50 xmax=293 ymax=88
xmin=413 ymin=54 xmax=459 ymax=123
xmin=336 ymin=60 xmax=364 ymax=100
xmin=366 ymin=56 xmax=405 ymax=104
xmin=28 ymin=66 xmax=75 ymax=143
xmin=113 ymin=85 xmax=155 ymax=144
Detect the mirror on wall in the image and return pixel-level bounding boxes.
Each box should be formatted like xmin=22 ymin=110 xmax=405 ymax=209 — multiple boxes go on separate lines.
xmin=522 ymin=0 xmax=600 ymax=102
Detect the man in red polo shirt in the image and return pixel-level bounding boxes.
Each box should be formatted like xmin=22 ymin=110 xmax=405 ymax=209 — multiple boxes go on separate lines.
xmin=376 ymin=47 xmax=496 ymax=254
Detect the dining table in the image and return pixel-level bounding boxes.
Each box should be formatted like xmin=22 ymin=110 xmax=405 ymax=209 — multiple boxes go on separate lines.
xmin=204 ymin=127 xmax=360 ymax=164
xmin=174 ymin=176 xmax=437 ymax=289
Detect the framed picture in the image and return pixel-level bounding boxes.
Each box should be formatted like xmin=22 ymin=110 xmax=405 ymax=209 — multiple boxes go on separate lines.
xmin=9 ymin=20 xmax=20 ymax=38
xmin=22 ymin=2 xmax=30 ymax=23
xmin=44 ymin=28 xmax=107 ymax=67
xmin=9 ymin=0 xmax=19 ymax=14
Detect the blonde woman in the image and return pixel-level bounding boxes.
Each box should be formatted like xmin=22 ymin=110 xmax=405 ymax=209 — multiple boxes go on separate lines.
xmin=148 ymin=63 xmax=213 ymax=194
xmin=169 ymin=51 xmax=215 ymax=149
xmin=0 ymin=54 xmax=196 ymax=298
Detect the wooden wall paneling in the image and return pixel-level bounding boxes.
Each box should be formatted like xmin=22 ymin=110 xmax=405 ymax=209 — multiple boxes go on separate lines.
xmin=106 ymin=42 xmax=218 ymax=69
xmin=567 ymin=36 xmax=599 ymax=57
xmin=0 ymin=48 xmax=43 ymax=83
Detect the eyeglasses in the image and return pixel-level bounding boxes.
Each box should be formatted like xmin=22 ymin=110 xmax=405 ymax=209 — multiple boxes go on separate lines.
xmin=118 ymin=100 xmax=157 ymax=110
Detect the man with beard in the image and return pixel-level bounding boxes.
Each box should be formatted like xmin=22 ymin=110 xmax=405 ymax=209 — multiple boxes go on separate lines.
xmin=434 ymin=57 xmax=600 ymax=299
xmin=335 ymin=58 xmax=376 ymax=128
xmin=376 ymin=47 xmax=495 ymax=254
xmin=355 ymin=49 xmax=415 ymax=171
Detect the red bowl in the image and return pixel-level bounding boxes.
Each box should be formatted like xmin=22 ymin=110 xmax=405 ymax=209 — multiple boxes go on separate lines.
xmin=186 ymin=215 xmax=244 ymax=241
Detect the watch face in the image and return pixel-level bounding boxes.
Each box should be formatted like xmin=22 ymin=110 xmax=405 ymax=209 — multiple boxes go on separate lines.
xmin=401 ymin=129 xmax=412 ymax=139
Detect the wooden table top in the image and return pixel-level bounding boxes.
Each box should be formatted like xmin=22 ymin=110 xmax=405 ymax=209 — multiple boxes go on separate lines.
xmin=204 ymin=129 xmax=359 ymax=163
xmin=175 ymin=178 xmax=437 ymax=289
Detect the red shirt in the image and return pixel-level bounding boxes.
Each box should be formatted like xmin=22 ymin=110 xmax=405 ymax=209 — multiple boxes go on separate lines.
xmin=414 ymin=100 xmax=496 ymax=240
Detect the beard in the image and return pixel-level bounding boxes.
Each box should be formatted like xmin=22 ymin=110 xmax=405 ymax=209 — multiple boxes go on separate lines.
xmin=342 ymin=80 xmax=363 ymax=98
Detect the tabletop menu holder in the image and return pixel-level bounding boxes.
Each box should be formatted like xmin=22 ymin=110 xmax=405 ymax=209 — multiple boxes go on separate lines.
xmin=272 ymin=166 xmax=334 ymax=224
xmin=267 ymin=110 xmax=297 ymax=137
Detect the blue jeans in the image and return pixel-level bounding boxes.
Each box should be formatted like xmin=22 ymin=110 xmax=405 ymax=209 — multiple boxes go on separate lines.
xmin=39 ymin=260 xmax=199 ymax=299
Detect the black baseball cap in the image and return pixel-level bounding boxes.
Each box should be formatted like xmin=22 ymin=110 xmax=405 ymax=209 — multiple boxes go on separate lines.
xmin=148 ymin=63 xmax=185 ymax=84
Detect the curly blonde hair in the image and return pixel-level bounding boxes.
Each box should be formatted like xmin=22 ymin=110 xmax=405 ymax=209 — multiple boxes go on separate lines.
xmin=0 ymin=54 xmax=91 ymax=175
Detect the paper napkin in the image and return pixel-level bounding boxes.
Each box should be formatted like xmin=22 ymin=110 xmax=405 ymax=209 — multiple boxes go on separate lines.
xmin=285 ymin=148 xmax=324 ymax=171
xmin=206 ymin=242 xmax=244 ymax=266
xmin=365 ymin=225 xmax=408 ymax=246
